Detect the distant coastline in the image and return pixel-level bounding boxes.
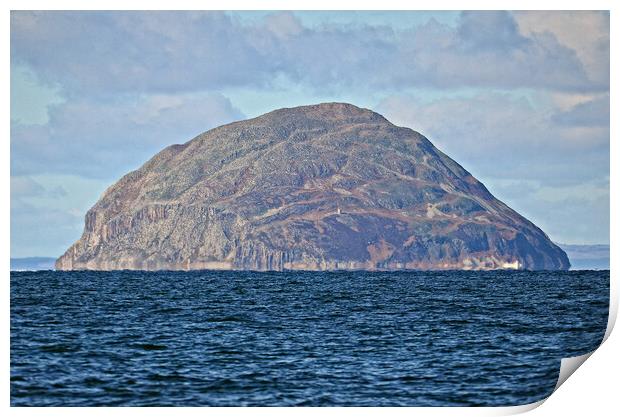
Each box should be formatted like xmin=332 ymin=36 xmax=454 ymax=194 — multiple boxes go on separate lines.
xmin=10 ymin=257 xmax=56 ymax=271
xmin=555 ymin=244 xmax=610 ymax=270
xmin=11 ymin=244 xmax=609 ymax=271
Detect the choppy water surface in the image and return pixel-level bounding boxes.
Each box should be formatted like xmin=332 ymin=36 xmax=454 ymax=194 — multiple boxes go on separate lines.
xmin=11 ymin=270 xmax=609 ymax=406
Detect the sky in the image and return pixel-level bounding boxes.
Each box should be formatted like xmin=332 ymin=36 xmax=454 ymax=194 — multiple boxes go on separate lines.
xmin=10 ymin=10 xmax=610 ymax=257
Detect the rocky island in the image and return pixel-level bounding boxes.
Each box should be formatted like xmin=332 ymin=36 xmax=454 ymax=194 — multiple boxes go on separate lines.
xmin=56 ymin=103 xmax=569 ymax=271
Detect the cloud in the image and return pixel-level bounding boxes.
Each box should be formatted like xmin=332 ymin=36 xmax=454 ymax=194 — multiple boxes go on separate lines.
xmin=11 ymin=176 xmax=45 ymax=198
xmin=375 ymin=92 xmax=609 ymax=185
xmin=486 ymin=178 xmax=609 ymax=245
xmin=11 ymin=11 xmax=605 ymax=95
xmin=263 ymin=11 xmax=304 ymax=39
xmin=551 ymin=95 xmax=609 ymax=127
xmin=11 ymin=176 xmax=68 ymax=199
xmin=514 ymin=11 xmax=609 ymax=89
xmin=11 ymin=11 xmax=275 ymax=94
xmin=11 ymin=198 xmax=83 ymax=257
xmin=11 ymin=65 xmax=64 ymax=125
xmin=10 ymin=176 xmax=89 ymax=257
xmin=11 ymin=93 xmax=245 ymax=179
xmin=397 ymin=12 xmax=595 ymax=92
xmin=457 ymin=11 xmax=526 ymax=50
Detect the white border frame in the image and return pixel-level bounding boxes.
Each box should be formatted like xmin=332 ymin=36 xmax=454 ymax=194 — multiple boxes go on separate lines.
xmin=3 ymin=2 xmax=617 ymax=416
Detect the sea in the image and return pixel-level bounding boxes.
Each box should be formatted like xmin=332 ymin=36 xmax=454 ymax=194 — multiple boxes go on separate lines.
xmin=10 ymin=270 xmax=609 ymax=407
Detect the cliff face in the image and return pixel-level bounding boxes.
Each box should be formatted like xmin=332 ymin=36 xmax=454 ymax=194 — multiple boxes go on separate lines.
xmin=56 ymin=103 xmax=570 ymax=271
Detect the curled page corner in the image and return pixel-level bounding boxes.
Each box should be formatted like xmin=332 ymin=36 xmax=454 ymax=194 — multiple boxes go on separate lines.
xmin=493 ymin=350 xmax=598 ymax=416
xmin=554 ymin=351 xmax=594 ymax=391
xmin=544 ymin=290 xmax=620 ymax=399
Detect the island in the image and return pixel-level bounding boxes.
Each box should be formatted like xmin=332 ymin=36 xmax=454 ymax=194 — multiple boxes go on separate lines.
xmin=56 ymin=103 xmax=570 ymax=271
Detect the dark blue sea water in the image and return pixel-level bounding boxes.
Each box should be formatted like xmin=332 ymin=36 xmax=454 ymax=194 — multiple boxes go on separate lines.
xmin=11 ymin=270 xmax=609 ymax=406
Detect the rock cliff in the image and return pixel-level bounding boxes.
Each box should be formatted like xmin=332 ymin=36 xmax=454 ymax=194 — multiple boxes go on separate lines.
xmin=56 ymin=103 xmax=570 ymax=271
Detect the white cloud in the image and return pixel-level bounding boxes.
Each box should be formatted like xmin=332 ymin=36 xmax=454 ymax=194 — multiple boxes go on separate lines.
xmin=375 ymin=92 xmax=609 ymax=184
xmin=486 ymin=178 xmax=609 ymax=245
xmin=11 ymin=11 xmax=604 ymax=95
xmin=11 ymin=176 xmax=67 ymax=200
xmin=11 ymin=198 xmax=83 ymax=257
xmin=11 ymin=176 xmax=45 ymax=198
xmin=263 ymin=11 xmax=304 ymax=39
xmin=11 ymin=93 xmax=244 ymax=179
xmin=514 ymin=11 xmax=609 ymax=88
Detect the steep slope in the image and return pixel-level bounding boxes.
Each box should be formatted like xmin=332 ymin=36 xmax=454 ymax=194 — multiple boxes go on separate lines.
xmin=56 ymin=103 xmax=569 ymax=271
